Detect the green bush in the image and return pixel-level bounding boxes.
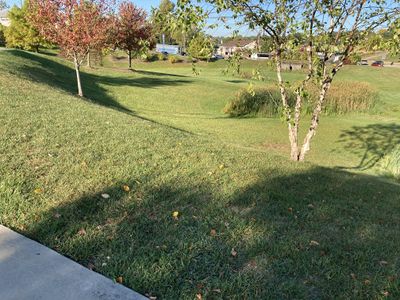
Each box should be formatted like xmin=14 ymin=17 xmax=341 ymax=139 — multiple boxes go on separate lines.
xmin=168 ymin=55 xmax=182 ymax=64
xmin=224 ymin=81 xmax=378 ymax=117
xmin=224 ymin=87 xmax=288 ymax=117
xmin=157 ymin=52 xmax=167 ymax=61
xmin=0 ymin=25 xmax=5 ymax=47
xmin=380 ymin=145 xmax=400 ymax=180
xmin=143 ymin=53 xmax=159 ymax=62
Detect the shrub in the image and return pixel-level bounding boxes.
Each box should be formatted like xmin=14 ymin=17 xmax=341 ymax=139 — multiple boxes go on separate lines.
xmin=143 ymin=53 xmax=159 ymax=62
xmin=0 ymin=25 xmax=5 ymax=47
xmin=168 ymin=55 xmax=182 ymax=64
xmin=224 ymin=87 xmax=289 ymax=117
xmin=224 ymin=81 xmax=378 ymax=117
xmin=380 ymin=146 xmax=400 ymax=180
xmin=157 ymin=53 xmax=167 ymax=61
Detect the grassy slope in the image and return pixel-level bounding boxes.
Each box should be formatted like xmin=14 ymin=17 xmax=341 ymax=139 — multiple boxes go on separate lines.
xmin=0 ymin=50 xmax=399 ymax=299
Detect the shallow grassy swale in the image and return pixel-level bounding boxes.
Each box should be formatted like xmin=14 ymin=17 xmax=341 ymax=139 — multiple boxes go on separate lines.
xmin=0 ymin=49 xmax=399 ymax=299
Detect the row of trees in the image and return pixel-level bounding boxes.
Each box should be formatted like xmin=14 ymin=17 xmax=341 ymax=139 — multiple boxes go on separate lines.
xmin=18 ymin=0 xmax=153 ymax=97
xmin=3 ymin=0 xmax=216 ymax=97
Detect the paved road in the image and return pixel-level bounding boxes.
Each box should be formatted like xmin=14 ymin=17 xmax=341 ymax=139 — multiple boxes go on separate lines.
xmin=0 ymin=225 xmax=147 ymax=300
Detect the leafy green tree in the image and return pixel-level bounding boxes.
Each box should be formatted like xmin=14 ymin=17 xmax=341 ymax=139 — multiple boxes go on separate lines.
xmin=187 ymin=33 xmax=213 ymax=60
xmin=5 ymin=1 xmax=45 ymax=52
xmin=151 ymin=0 xmax=175 ymax=44
xmin=0 ymin=24 xmax=5 ymax=47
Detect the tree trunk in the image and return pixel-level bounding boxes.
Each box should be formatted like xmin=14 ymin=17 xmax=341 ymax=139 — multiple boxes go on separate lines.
xmin=128 ymin=50 xmax=132 ymax=69
xmin=87 ymin=51 xmax=91 ymax=68
xmin=298 ymin=80 xmax=330 ymax=161
xmin=74 ymin=54 xmax=83 ymax=97
xmin=275 ymin=49 xmax=300 ymax=161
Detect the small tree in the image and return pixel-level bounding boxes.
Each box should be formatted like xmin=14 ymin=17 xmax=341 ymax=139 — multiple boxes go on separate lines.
xmin=29 ymin=0 xmax=114 ymax=97
xmin=151 ymin=0 xmax=175 ymax=44
xmin=5 ymin=1 xmax=46 ymax=52
xmin=187 ymin=33 xmax=213 ymax=60
xmin=115 ymin=1 xmax=154 ymax=70
xmin=182 ymin=0 xmax=399 ymax=161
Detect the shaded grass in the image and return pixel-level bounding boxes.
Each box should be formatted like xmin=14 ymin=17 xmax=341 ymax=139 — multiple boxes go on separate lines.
xmin=1 ymin=50 xmax=400 ymax=299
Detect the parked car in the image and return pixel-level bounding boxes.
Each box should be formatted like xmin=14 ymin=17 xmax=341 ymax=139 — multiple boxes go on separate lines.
xmin=211 ymin=54 xmax=224 ymax=60
xmin=371 ymin=60 xmax=384 ymax=67
xmin=358 ymin=59 xmax=368 ymax=65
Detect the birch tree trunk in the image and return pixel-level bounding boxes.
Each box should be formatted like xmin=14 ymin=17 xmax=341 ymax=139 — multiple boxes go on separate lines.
xmin=276 ymin=50 xmax=300 ymax=161
xmin=298 ymin=80 xmax=331 ymax=161
xmin=74 ymin=54 xmax=83 ymax=97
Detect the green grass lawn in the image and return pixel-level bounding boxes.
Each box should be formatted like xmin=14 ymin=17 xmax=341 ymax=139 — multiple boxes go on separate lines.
xmin=0 ymin=49 xmax=399 ymax=299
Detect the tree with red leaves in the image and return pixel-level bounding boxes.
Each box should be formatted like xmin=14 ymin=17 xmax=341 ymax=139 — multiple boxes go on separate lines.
xmin=29 ymin=0 xmax=114 ymax=97
xmin=115 ymin=1 xmax=153 ymax=69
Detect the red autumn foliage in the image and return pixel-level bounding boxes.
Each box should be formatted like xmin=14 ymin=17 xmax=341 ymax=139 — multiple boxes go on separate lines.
xmin=29 ymin=0 xmax=115 ymax=96
xmin=115 ymin=1 xmax=154 ymax=69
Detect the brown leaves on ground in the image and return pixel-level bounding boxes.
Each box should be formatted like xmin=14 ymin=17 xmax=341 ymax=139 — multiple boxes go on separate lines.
xmin=231 ymin=248 xmax=238 ymax=257
xmin=210 ymin=229 xmax=217 ymax=236
xmin=77 ymin=228 xmax=87 ymax=236
xmin=122 ymin=184 xmax=130 ymax=192
xmin=116 ymin=276 xmax=123 ymax=284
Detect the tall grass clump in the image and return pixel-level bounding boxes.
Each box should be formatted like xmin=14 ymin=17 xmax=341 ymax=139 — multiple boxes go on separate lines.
xmin=225 ymin=81 xmax=378 ymax=117
xmin=307 ymin=81 xmax=378 ymax=115
xmin=379 ymin=145 xmax=400 ymax=180
xmin=224 ymin=87 xmax=292 ymax=117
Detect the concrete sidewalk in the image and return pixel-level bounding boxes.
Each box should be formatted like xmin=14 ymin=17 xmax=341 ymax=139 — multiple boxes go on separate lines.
xmin=0 ymin=225 xmax=147 ymax=300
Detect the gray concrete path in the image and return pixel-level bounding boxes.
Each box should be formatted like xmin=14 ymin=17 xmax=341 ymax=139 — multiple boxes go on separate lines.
xmin=0 ymin=225 xmax=147 ymax=300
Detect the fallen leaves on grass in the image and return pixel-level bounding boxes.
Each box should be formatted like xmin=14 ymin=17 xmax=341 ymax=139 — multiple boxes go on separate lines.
xmin=78 ymin=228 xmax=87 ymax=236
xmin=310 ymin=240 xmax=320 ymax=246
xmin=101 ymin=193 xmax=110 ymax=199
xmin=196 ymin=294 xmax=202 ymax=300
xmin=210 ymin=229 xmax=217 ymax=236
xmin=379 ymin=260 xmax=388 ymax=266
xmin=34 ymin=188 xmax=43 ymax=194
xmin=172 ymin=211 xmax=179 ymax=219
xmin=116 ymin=276 xmax=123 ymax=284
xmin=122 ymin=185 xmax=130 ymax=192
xmin=231 ymin=248 xmax=238 ymax=257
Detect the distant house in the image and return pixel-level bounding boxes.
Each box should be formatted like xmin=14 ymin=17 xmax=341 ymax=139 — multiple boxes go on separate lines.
xmin=156 ymin=44 xmax=180 ymax=55
xmin=217 ymin=39 xmax=258 ymax=58
xmin=0 ymin=9 xmax=10 ymax=27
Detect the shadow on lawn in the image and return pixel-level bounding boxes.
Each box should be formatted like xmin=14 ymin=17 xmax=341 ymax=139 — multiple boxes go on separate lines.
xmin=7 ymin=50 xmax=193 ymax=134
xmin=10 ymin=50 xmax=192 ymax=108
xmin=339 ymin=123 xmax=400 ymax=170
xmin=26 ymin=167 xmax=400 ymax=299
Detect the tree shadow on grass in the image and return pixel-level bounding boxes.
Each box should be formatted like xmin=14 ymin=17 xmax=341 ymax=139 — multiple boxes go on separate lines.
xmin=338 ymin=123 xmax=400 ymax=170
xmin=23 ymin=167 xmax=400 ymax=299
xmin=7 ymin=50 xmax=194 ymax=134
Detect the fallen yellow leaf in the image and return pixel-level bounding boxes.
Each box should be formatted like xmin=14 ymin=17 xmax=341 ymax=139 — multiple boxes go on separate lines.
xmin=172 ymin=211 xmax=179 ymax=219
xmin=34 ymin=188 xmax=43 ymax=194
xmin=122 ymin=185 xmax=130 ymax=192
xmin=116 ymin=276 xmax=123 ymax=284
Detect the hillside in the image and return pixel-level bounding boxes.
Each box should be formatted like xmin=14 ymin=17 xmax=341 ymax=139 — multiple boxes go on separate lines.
xmin=0 ymin=49 xmax=399 ymax=299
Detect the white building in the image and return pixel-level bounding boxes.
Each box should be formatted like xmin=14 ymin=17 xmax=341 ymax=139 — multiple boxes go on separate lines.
xmin=0 ymin=10 xmax=10 ymax=27
xmin=217 ymin=39 xmax=258 ymax=58
xmin=156 ymin=44 xmax=180 ymax=55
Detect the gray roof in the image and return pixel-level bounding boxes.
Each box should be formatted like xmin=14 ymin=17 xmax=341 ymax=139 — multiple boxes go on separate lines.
xmin=0 ymin=9 xmax=8 ymax=18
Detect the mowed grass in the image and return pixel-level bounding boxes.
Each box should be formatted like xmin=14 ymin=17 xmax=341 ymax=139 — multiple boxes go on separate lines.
xmin=0 ymin=49 xmax=400 ymax=299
